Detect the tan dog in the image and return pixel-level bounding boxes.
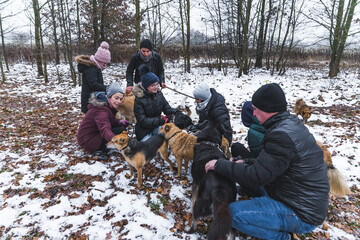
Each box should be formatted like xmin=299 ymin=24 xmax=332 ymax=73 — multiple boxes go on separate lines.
xmin=316 ymin=141 xmax=351 ymax=196
xmin=158 ymin=123 xmax=198 ymax=177
xmin=116 ymin=95 xmax=136 ymax=123
xmin=107 ymin=132 xmax=165 ymax=187
xmin=294 ymin=98 xmax=311 ymax=123
xmin=158 ymin=123 xmax=231 ymax=176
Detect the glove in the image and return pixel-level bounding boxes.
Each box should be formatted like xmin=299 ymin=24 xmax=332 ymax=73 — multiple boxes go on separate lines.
xmin=187 ymin=124 xmax=198 ymax=133
xmin=159 ymin=118 xmax=166 ymax=126
xmin=119 ymin=119 xmax=129 ymax=127
xmin=125 ymin=86 xmax=133 ymax=94
xmin=161 ymin=115 xmax=169 ymax=124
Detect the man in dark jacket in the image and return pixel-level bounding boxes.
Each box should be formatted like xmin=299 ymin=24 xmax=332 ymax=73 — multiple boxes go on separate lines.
xmin=133 ymin=65 xmax=177 ymax=141
xmin=191 ymin=82 xmax=232 ymax=144
xmin=205 ymin=83 xmax=329 ymax=239
xmin=126 ymin=39 xmax=165 ymax=94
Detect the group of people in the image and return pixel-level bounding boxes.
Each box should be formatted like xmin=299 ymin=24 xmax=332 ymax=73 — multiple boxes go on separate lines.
xmin=75 ymin=39 xmax=329 ymax=239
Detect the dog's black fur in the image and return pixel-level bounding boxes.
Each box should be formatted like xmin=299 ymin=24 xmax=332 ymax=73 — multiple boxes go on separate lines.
xmin=189 ymin=122 xmax=237 ymax=240
xmin=123 ymin=133 xmax=165 ymax=162
xmin=168 ymin=111 xmax=193 ymax=129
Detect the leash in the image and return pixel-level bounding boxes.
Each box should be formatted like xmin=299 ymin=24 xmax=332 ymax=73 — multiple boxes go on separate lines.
xmin=168 ymin=130 xmax=182 ymax=141
xmin=165 ymin=86 xmax=195 ymax=99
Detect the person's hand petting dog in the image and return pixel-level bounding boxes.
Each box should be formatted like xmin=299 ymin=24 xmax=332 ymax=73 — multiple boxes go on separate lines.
xmin=205 ymin=158 xmax=244 ymax=173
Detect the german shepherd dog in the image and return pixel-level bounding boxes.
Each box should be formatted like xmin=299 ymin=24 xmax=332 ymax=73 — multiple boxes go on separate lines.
xmin=107 ymin=132 xmax=165 ymax=187
xmin=294 ymin=98 xmax=311 ymax=123
xmin=316 ymin=141 xmax=351 ymax=196
xmin=188 ymin=122 xmax=237 ymax=240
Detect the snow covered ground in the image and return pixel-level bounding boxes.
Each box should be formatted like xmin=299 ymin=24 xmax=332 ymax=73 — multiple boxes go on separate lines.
xmin=0 ymin=61 xmax=359 ymax=239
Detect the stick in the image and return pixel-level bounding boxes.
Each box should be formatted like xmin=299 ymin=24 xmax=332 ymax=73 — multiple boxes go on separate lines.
xmin=165 ymin=86 xmax=195 ymax=99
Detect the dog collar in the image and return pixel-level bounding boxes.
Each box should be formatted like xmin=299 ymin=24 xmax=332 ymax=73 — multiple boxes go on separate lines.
xmin=168 ymin=131 xmax=182 ymax=141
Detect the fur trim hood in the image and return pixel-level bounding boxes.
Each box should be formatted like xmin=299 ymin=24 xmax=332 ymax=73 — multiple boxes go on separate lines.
xmin=88 ymin=92 xmax=108 ymax=108
xmin=133 ymin=83 xmax=161 ymax=98
xmin=75 ymin=55 xmax=97 ymax=68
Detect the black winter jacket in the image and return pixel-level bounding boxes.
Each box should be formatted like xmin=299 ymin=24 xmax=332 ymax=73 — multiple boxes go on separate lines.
xmin=133 ymin=84 xmax=177 ymax=141
xmin=126 ymin=51 xmax=164 ymax=87
xmin=75 ymin=55 xmax=107 ymax=113
xmin=197 ymin=88 xmax=232 ymax=144
xmin=215 ymin=111 xmax=329 ymax=226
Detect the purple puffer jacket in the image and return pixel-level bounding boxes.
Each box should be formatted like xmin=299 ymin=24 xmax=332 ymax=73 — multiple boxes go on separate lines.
xmin=77 ymin=93 xmax=120 ymax=153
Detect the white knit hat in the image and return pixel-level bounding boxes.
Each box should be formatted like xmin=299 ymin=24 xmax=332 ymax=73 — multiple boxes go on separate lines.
xmin=193 ymin=83 xmax=211 ymax=101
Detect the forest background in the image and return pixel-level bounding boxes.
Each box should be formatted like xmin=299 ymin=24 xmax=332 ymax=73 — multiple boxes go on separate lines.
xmin=0 ymin=0 xmax=359 ymax=83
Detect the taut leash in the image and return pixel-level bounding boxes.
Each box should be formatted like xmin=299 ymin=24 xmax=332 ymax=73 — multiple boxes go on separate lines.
xmin=165 ymin=86 xmax=195 ymax=99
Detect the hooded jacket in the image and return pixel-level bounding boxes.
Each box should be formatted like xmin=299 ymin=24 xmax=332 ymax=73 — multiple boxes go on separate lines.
xmin=77 ymin=93 xmax=120 ymax=153
xmin=215 ymin=111 xmax=329 ymax=226
xmin=126 ymin=51 xmax=164 ymax=87
xmin=133 ymin=84 xmax=177 ymax=141
xmin=197 ymin=88 xmax=233 ymax=144
xmin=75 ymin=55 xmax=107 ymax=113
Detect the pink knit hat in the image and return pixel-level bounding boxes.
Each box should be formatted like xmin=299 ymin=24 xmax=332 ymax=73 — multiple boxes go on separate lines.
xmin=94 ymin=41 xmax=111 ymax=63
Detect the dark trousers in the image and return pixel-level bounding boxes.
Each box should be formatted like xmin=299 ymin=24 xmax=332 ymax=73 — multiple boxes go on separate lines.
xmin=98 ymin=126 xmax=125 ymax=152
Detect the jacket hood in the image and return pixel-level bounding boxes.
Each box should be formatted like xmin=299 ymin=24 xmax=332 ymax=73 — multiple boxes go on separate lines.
xmin=88 ymin=92 xmax=108 ymax=108
xmin=75 ymin=55 xmax=97 ymax=70
xmin=133 ymin=83 xmax=161 ymax=98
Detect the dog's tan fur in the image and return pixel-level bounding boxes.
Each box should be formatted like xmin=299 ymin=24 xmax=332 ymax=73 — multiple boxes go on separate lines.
xmin=294 ymin=98 xmax=311 ymax=123
xmin=158 ymin=123 xmax=231 ymax=176
xmin=116 ymin=95 xmax=136 ymax=123
xmin=316 ymin=141 xmax=351 ymax=196
xmin=158 ymin=123 xmax=198 ymax=177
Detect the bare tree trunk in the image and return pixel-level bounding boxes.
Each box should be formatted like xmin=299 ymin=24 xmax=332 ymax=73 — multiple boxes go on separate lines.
xmin=100 ymin=0 xmax=107 ymax=41
xmin=39 ymin=22 xmax=48 ymax=83
xmin=179 ymin=0 xmax=186 ymax=72
xmin=48 ymin=0 xmax=60 ymax=65
xmin=135 ymin=0 xmax=141 ymax=48
xmin=32 ymin=0 xmax=44 ymax=77
xmin=255 ymin=0 xmax=266 ymax=68
xmin=329 ymin=0 xmax=357 ymax=78
xmin=239 ymin=0 xmax=252 ymax=76
xmin=76 ymin=0 xmax=82 ymax=86
xmin=216 ymin=0 xmax=222 ymax=71
xmin=92 ymin=0 xmax=99 ymax=47
xmin=0 ymin=15 xmax=9 ymax=71
xmin=185 ymin=0 xmax=190 ymax=73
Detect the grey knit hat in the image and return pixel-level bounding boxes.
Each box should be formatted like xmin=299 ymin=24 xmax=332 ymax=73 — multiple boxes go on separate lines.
xmin=193 ymin=83 xmax=211 ymax=101
xmin=106 ymin=82 xmax=123 ymax=98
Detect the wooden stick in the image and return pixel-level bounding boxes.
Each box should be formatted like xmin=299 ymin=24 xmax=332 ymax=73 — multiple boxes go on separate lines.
xmin=164 ymin=86 xmax=195 ymax=99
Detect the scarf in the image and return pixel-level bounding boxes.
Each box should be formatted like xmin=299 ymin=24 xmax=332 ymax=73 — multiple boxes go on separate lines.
xmin=90 ymin=55 xmax=106 ymax=71
xmin=139 ymin=50 xmax=153 ymax=62
xmin=196 ymin=94 xmax=212 ymax=112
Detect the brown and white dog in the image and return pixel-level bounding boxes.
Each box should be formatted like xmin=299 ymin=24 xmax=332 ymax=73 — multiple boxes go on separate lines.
xmin=107 ymin=132 xmax=165 ymax=187
xmin=316 ymin=141 xmax=351 ymax=196
xmin=294 ymin=98 xmax=311 ymax=123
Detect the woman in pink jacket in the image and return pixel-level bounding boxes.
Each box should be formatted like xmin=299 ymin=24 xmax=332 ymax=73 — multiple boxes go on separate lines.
xmin=77 ymin=82 xmax=128 ymax=160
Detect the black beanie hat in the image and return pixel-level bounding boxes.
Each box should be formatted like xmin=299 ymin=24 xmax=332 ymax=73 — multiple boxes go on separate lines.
xmin=140 ymin=39 xmax=152 ymax=51
xmin=252 ymin=83 xmax=287 ymax=113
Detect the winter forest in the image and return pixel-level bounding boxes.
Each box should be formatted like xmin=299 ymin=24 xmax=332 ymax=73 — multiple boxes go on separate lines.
xmin=0 ymin=0 xmax=360 ymax=239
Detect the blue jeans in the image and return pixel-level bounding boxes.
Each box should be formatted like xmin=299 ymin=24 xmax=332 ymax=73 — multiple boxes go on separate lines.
xmin=140 ymin=126 xmax=161 ymax=142
xmin=229 ymin=194 xmax=317 ymax=240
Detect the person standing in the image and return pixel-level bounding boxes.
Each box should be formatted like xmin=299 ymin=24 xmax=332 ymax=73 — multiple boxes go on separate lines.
xmin=75 ymin=41 xmax=111 ymax=113
xmin=205 ymin=83 xmax=329 ymax=239
xmin=126 ymin=39 xmax=166 ymax=94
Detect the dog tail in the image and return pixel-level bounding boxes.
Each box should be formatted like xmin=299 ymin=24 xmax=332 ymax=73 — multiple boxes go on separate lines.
xmin=327 ymin=165 xmax=351 ymax=196
xmin=208 ymin=189 xmax=232 ymax=240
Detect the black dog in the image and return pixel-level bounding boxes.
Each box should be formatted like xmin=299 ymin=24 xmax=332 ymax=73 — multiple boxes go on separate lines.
xmin=188 ymin=122 xmax=237 ymax=240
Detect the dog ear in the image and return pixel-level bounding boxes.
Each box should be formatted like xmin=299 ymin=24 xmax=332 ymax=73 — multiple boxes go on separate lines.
xmin=165 ymin=124 xmax=170 ymax=132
